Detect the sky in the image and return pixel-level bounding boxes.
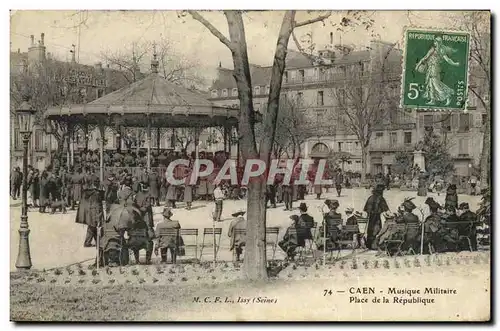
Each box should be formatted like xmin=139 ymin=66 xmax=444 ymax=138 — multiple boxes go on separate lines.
xmin=10 ymin=10 xmax=469 ymax=83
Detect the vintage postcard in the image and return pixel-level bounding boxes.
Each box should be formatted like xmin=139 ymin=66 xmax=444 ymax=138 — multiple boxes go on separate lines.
xmin=9 ymin=10 xmax=491 ymax=322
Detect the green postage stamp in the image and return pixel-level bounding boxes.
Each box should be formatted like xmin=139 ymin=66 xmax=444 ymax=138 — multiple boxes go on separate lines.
xmin=401 ymin=28 xmax=471 ymax=111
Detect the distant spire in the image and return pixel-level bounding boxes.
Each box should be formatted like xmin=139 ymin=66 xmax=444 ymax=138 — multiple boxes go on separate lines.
xmin=219 ymin=61 xmax=222 ymax=68
xmin=151 ymin=41 xmax=159 ymax=74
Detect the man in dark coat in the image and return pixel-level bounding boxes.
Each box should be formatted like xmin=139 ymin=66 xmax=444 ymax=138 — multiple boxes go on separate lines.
xmin=228 ymin=211 xmax=246 ymax=261
xmin=282 ymin=183 xmax=293 ymax=211
xmin=363 ymin=184 xmax=390 ymax=250
xmin=30 ymin=169 xmax=40 ymax=207
xmin=154 ymin=208 xmax=181 ymax=264
xmin=335 ymin=169 xmax=343 ymax=197
xmin=266 ymin=184 xmax=277 ymax=208
xmin=148 ymin=169 xmax=160 ymax=206
xmin=76 ymin=175 xmax=104 ymax=248
xmin=424 ymin=197 xmax=447 ymax=253
xmin=401 ymin=198 xmax=420 ymax=251
xmin=70 ymin=168 xmax=84 ymax=210
xmin=278 ymin=215 xmax=304 ymax=261
xmin=298 ymin=202 xmax=314 ymax=240
xmin=11 ymin=167 xmax=22 ymax=200
xmin=38 ymin=170 xmax=50 ymax=213
xmin=135 ymin=182 xmax=154 ymax=230
xmin=445 ymin=184 xmax=458 ymax=211
xmin=103 ymin=173 xmax=119 ymax=212
xmin=458 ymin=202 xmax=479 ymax=251
xmin=183 ymin=182 xmax=194 ymax=210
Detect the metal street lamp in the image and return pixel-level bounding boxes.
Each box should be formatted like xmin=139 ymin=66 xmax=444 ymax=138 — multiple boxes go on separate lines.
xmin=15 ymin=96 xmax=36 ymax=270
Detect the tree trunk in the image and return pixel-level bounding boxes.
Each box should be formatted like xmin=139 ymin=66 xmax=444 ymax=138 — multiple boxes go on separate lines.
xmin=361 ymin=145 xmax=368 ymax=182
xmin=244 ymin=180 xmax=268 ymax=279
xmin=480 ymin=117 xmax=490 ymax=190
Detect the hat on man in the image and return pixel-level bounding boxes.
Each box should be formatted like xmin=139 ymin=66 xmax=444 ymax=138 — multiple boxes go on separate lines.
xmin=425 ymin=197 xmax=441 ymax=210
xmin=162 ymin=207 xmax=173 ymax=218
xmin=402 ymin=197 xmax=417 ymax=211
xmin=345 ymin=207 xmax=354 ymax=214
xmin=458 ymin=202 xmax=470 ymax=210
xmin=299 ymin=202 xmax=308 ymax=212
xmin=231 ymin=210 xmax=246 ymax=217
xmin=329 ymin=199 xmax=340 ymax=209
xmin=373 ymin=183 xmax=386 ymax=193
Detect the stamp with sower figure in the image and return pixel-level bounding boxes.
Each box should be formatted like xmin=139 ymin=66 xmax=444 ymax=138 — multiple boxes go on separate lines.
xmin=401 ymin=28 xmax=471 ymax=111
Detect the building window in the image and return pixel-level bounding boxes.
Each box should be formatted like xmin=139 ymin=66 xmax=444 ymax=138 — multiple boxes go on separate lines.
xmin=13 ymin=128 xmax=20 ymax=150
xmin=265 ymin=85 xmax=270 ymax=94
xmin=458 ymin=138 xmax=469 ymax=156
xmin=355 ymin=141 xmax=359 ymax=148
xmin=254 ymin=86 xmax=260 ymax=95
xmin=423 ymin=114 xmax=434 ymax=130
xmin=222 ymin=89 xmax=228 ymax=97
xmin=34 ymin=129 xmax=44 ymax=151
xmin=97 ymin=89 xmax=104 ymax=99
xmin=441 ymin=114 xmax=451 ymax=131
xmin=338 ymin=142 xmax=343 ymax=151
xmin=376 ymin=132 xmax=383 ymax=138
xmin=211 ymin=90 xmax=218 ymax=98
xmin=468 ymin=92 xmax=477 ymax=108
xmin=404 ymin=132 xmax=412 ymax=145
xmin=254 ymin=103 xmax=260 ymax=112
xmin=317 ymin=91 xmax=324 ymax=106
xmin=481 ymin=114 xmax=487 ymax=126
xmin=298 ymin=69 xmax=305 ymax=82
xmin=232 ymin=88 xmax=238 ymax=97
xmin=459 ymin=113 xmax=471 ymax=132
xmin=390 ymin=132 xmax=398 ymax=146
xmin=284 ymin=71 xmax=288 ymax=83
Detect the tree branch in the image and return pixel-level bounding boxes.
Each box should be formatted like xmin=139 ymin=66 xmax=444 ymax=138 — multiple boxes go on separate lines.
xmin=294 ymin=11 xmax=332 ymax=28
xmin=187 ymin=11 xmax=233 ymax=50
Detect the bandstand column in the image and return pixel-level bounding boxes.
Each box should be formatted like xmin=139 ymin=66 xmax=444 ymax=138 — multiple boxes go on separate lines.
xmin=223 ymin=125 xmax=228 ymax=153
xmin=156 ymin=127 xmax=161 ymax=153
xmin=147 ymin=117 xmax=152 ymax=171
xmin=98 ymin=124 xmax=105 ymax=183
xmin=66 ymin=122 xmax=73 ymax=169
xmin=84 ymin=122 xmax=89 ymax=151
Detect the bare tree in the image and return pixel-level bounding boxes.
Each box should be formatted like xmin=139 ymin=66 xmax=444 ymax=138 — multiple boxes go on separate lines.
xmin=459 ymin=12 xmax=490 ymax=189
xmin=256 ymin=94 xmax=313 ymax=159
xmin=329 ymin=43 xmax=400 ymax=181
xmin=100 ymin=41 xmax=149 ymax=83
xmin=10 ymin=58 xmax=84 ymax=155
xmin=174 ymin=128 xmax=197 ymax=153
xmin=101 ymin=36 xmax=205 ymax=87
xmin=185 ymin=10 xmax=373 ymax=280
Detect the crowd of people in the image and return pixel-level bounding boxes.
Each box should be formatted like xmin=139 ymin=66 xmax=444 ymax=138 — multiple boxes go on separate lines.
xmin=274 ymin=183 xmax=485 ymax=261
xmin=10 ymin=151 xmax=488 ymax=267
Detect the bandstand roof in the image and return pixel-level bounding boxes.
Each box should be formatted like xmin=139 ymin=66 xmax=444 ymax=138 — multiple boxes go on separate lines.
xmin=45 ymin=59 xmax=240 ymax=128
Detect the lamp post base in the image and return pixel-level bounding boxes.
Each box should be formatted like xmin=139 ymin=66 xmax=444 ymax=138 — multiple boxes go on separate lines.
xmin=15 ymin=226 xmax=32 ymax=270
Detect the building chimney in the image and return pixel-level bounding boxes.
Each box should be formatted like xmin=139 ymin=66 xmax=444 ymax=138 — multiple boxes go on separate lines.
xmin=95 ymin=62 xmax=103 ymax=72
xmin=17 ymin=48 xmax=20 ymax=54
xmin=330 ymin=32 xmax=333 ymax=45
xmin=70 ymin=44 xmax=76 ymax=63
xmin=40 ymin=33 xmax=45 ymax=46
xmin=30 ymin=35 xmax=34 ymax=46
xmin=219 ymin=61 xmax=222 ymax=68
